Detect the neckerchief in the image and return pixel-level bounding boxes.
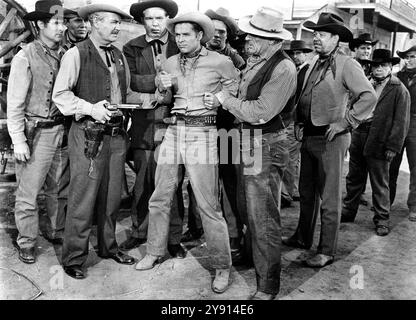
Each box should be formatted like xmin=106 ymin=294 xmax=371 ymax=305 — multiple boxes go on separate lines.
xmin=179 ymin=47 xmax=202 ymax=76
xmin=99 ymin=45 xmax=115 ymax=67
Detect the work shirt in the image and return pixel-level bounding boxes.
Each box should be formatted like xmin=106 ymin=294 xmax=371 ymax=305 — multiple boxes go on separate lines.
xmin=53 ymin=36 xmax=143 ymax=120
xmin=145 ymin=31 xmax=169 ymax=72
xmin=157 ymin=46 xmax=239 ymax=116
xmin=221 ymin=47 xmax=297 ymax=125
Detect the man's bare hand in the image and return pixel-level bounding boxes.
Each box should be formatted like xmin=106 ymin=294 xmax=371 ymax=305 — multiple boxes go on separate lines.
xmin=385 ymin=150 xmax=396 ymax=162
xmin=91 ymin=100 xmax=111 ymax=123
xmin=14 ymin=142 xmax=31 ymax=162
xmin=325 ymin=120 xmax=349 ymax=142
xmin=157 ymin=71 xmax=173 ymax=91
xmin=203 ymin=92 xmax=220 ymax=110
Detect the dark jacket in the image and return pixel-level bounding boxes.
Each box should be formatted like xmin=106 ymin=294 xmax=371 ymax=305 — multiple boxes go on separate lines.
xmin=364 ymin=75 xmax=410 ymax=160
xmin=123 ymin=34 xmax=178 ymax=150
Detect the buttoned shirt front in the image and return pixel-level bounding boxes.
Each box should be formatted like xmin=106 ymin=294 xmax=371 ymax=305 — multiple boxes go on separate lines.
xmin=146 ymin=31 xmax=169 ymax=72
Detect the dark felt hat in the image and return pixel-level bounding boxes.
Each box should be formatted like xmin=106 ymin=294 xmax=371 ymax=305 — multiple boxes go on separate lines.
xmin=205 ymin=8 xmax=239 ymax=39
xmin=303 ymin=12 xmax=353 ymax=42
xmin=349 ymin=33 xmax=378 ymax=51
xmin=369 ymin=49 xmax=400 ymax=66
xmin=130 ymin=0 xmax=178 ymax=21
xmin=23 ymin=0 xmax=63 ymax=21
xmin=285 ymin=40 xmax=313 ymax=53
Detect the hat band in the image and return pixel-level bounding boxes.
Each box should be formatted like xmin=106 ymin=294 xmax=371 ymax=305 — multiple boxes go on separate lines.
xmin=249 ymin=20 xmax=283 ymax=34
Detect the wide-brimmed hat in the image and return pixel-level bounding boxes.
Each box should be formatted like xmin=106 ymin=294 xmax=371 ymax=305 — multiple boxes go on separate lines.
xmin=397 ymin=39 xmax=416 ymax=59
xmin=130 ymin=0 xmax=178 ymax=21
xmin=369 ymin=49 xmax=400 ymax=66
xmin=78 ymin=4 xmax=132 ymax=20
xmin=63 ymin=0 xmax=88 ymax=18
xmin=23 ymin=0 xmax=63 ymax=21
xmin=285 ymin=40 xmax=313 ymax=54
xmin=303 ymin=12 xmax=353 ymax=42
xmin=349 ymin=33 xmax=378 ymax=51
xmin=205 ymin=8 xmax=239 ymax=39
xmin=166 ymin=12 xmax=214 ymax=45
xmin=238 ymin=7 xmax=292 ymax=40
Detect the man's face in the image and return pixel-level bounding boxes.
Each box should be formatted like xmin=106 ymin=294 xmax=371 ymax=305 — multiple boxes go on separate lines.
xmin=207 ymin=19 xmax=227 ymax=50
xmin=94 ymin=12 xmax=121 ymax=44
xmin=291 ymin=50 xmax=307 ymax=66
xmin=313 ymin=31 xmax=338 ymax=55
xmin=404 ymin=50 xmax=416 ymax=70
xmin=143 ymin=7 xmax=168 ymax=39
xmin=245 ymin=34 xmax=269 ymax=56
xmin=65 ymin=16 xmax=88 ymax=40
xmin=39 ymin=15 xmax=65 ymax=44
xmin=355 ymin=44 xmax=372 ymax=60
xmin=371 ymin=62 xmax=392 ymax=79
xmin=174 ymin=23 xmax=202 ymax=54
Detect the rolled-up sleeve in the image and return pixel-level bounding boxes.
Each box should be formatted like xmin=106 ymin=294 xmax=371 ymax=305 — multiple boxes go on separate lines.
xmin=7 ymin=51 xmax=31 ymax=145
xmin=343 ymin=59 xmax=377 ymax=128
xmin=217 ymin=57 xmax=239 ymax=98
xmin=222 ymin=59 xmax=297 ymax=124
xmin=52 ymin=47 xmax=94 ymax=118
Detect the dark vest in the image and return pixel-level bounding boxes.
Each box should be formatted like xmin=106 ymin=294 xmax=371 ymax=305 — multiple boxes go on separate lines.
xmin=243 ymin=49 xmax=296 ymax=133
xmin=74 ymin=38 xmax=127 ymax=107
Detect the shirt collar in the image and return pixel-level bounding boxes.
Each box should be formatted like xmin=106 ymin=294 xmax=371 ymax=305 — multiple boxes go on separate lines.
xmin=145 ymin=31 xmax=169 ymax=45
xmin=36 ymin=39 xmax=64 ymax=59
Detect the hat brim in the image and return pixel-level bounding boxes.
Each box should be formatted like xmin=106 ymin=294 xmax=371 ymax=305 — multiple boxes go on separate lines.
xmin=397 ymin=46 xmax=416 ymax=59
xmin=205 ymin=9 xmax=239 ymax=38
xmin=166 ymin=13 xmax=214 ymax=45
xmin=285 ymin=48 xmax=313 ymax=54
xmin=64 ymin=9 xmax=79 ymax=18
xmin=78 ymin=4 xmax=132 ymax=20
xmin=349 ymin=39 xmax=378 ymax=51
xmin=238 ymin=15 xmax=292 ymax=40
xmin=303 ymin=20 xmax=353 ymax=42
xmin=23 ymin=11 xmax=56 ymax=21
xmin=369 ymin=57 xmax=400 ymax=66
xmin=130 ymin=0 xmax=178 ymax=21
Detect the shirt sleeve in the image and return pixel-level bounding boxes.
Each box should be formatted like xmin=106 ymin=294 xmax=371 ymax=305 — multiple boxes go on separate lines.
xmin=222 ymin=59 xmax=297 ymax=125
xmin=217 ymin=56 xmax=240 ymax=99
xmin=6 ymin=50 xmax=31 ymax=145
xmin=52 ymin=47 xmax=94 ymax=119
xmin=343 ymin=58 xmax=378 ymax=128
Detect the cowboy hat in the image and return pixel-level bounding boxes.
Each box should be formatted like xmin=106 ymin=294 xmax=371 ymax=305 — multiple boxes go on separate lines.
xmin=303 ymin=12 xmax=353 ymax=42
xmin=23 ymin=0 xmax=63 ymax=21
xmin=397 ymin=39 xmax=416 ymax=59
xmin=369 ymin=49 xmax=400 ymax=66
xmin=238 ymin=7 xmax=292 ymax=40
xmin=349 ymin=33 xmax=378 ymax=51
xmin=166 ymin=12 xmax=214 ymax=45
xmin=205 ymin=8 xmax=239 ymax=39
xmin=130 ymin=0 xmax=178 ymax=21
xmin=63 ymin=0 xmax=89 ymax=18
xmin=78 ymin=4 xmax=132 ymax=20
xmin=285 ymin=40 xmax=313 ymax=54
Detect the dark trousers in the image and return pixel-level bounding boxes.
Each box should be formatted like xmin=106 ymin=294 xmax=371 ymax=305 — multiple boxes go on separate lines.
xmin=130 ymin=149 xmax=183 ymax=245
xmin=242 ymin=131 xmax=289 ymax=295
xmin=291 ymin=133 xmax=350 ymax=256
xmin=62 ymin=123 xmax=125 ymax=267
xmin=342 ymin=125 xmax=391 ymax=226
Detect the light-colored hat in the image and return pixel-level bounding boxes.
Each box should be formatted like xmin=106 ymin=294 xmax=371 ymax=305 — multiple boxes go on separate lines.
xmin=78 ymin=4 xmax=132 ymax=20
xmin=166 ymin=12 xmax=215 ymax=45
xmin=397 ymin=39 xmax=416 ymax=59
xmin=64 ymin=0 xmax=89 ymax=18
xmin=238 ymin=7 xmax=292 ymax=40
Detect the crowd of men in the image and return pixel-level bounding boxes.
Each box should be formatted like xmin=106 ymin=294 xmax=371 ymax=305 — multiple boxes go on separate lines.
xmin=6 ymin=0 xmax=416 ymax=300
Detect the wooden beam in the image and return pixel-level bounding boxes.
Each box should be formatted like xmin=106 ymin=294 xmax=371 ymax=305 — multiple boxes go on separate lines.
xmin=0 ymin=8 xmax=17 ymax=38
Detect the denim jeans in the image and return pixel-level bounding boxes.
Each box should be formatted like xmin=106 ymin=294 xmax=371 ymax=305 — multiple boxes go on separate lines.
xmin=390 ymin=114 xmax=416 ymax=210
xmin=14 ymin=125 xmax=69 ymax=248
xmin=129 ymin=149 xmax=184 ymax=244
xmin=292 ymin=133 xmax=350 ymax=256
xmin=342 ymin=126 xmax=391 ymax=227
xmin=62 ymin=123 xmax=126 ymax=267
xmin=242 ymin=130 xmax=289 ymax=295
xmin=147 ymin=124 xmax=231 ymax=269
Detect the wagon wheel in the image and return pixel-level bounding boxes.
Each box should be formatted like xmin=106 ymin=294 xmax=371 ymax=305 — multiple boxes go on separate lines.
xmin=0 ymin=0 xmax=35 ymax=182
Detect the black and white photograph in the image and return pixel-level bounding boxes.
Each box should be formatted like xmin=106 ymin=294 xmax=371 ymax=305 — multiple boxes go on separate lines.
xmin=0 ymin=0 xmax=415 ymax=305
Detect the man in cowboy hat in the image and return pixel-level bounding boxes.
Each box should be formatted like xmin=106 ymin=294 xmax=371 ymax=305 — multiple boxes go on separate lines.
xmin=349 ymin=33 xmax=378 ymax=77
xmin=120 ymin=0 xmax=186 ymax=259
xmin=53 ymin=3 xmax=143 ymax=279
xmin=7 ymin=0 xmax=69 ymax=264
xmin=281 ymin=39 xmax=313 ymax=207
xmin=389 ymin=40 xmax=416 ymax=222
xmin=135 ymin=11 xmax=239 ymax=295
xmin=283 ymin=12 xmax=377 ymax=267
xmin=218 ymin=6 xmax=297 ymax=300
xmin=341 ymin=49 xmax=410 ymax=235
xmin=62 ymin=0 xmax=89 ymax=51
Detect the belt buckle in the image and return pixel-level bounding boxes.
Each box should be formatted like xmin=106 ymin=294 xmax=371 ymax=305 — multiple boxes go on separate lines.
xmin=111 ymin=127 xmax=119 ymax=136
